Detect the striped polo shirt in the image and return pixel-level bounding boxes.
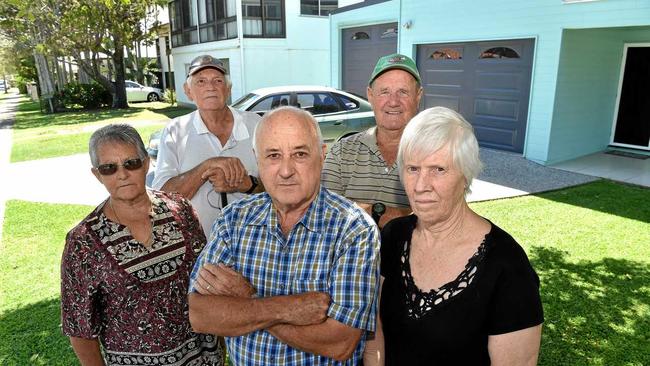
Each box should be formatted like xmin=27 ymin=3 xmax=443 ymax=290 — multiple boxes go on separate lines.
xmin=322 ymin=127 xmax=409 ymax=208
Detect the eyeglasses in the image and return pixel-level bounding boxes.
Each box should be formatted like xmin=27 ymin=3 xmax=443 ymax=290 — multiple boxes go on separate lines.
xmin=95 ymin=158 xmax=144 ymax=176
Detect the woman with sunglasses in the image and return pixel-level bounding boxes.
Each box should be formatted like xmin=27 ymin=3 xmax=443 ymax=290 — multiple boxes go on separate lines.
xmin=60 ymin=124 xmax=223 ymax=365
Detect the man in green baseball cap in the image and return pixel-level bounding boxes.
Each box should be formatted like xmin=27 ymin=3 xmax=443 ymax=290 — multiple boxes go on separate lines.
xmin=368 ymin=53 xmax=422 ymax=86
xmin=323 ymin=53 xmax=423 ymax=230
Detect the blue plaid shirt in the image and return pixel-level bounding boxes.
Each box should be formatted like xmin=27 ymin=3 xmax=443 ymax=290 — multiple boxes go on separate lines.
xmin=189 ymin=187 xmax=380 ymax=365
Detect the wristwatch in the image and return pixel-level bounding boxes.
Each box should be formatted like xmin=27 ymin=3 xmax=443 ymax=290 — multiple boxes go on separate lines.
xmin=244 ymin=175 xmax=259 ymax=194
xmin=371 ymin=202 xmax=386 ymax=224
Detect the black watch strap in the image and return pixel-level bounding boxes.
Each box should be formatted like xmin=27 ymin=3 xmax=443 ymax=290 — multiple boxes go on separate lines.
xmin=244 ymin=175 xmax=258 ymax=194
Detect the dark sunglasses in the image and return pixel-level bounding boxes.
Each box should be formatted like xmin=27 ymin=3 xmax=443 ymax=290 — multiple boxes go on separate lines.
xmin=96 ymin=158 xmax=144 ymax=176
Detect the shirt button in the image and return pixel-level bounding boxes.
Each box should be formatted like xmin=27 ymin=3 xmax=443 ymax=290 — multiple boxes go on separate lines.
xmin=279 ymin=284 xmax=285 ymax=290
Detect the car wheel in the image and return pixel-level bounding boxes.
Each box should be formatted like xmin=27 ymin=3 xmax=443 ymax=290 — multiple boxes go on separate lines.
xmin=147 ymin=93 xmax=160 ymax=102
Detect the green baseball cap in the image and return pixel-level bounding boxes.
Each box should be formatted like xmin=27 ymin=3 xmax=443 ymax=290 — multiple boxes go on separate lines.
xmin=368 ymin=53 xmax=421 ymax=85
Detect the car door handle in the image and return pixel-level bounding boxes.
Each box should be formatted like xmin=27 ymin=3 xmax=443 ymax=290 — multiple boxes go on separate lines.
xmin=334 ymin=120 xmax=343 ymax=125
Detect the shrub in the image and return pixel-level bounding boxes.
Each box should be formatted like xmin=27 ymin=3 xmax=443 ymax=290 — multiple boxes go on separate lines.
xmin=59 ymin=82 xmax=112 ymax=109
xmin=164 ymin=88 xmax=176 ymax=105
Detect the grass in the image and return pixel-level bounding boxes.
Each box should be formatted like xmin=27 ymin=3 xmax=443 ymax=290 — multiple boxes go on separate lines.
xmin=9 ymin=98 xmax=192 ymax=162
xmin=470 ymin=180 xmax=650 ymax=366
xmin=0 ymin=180 xmax=648 ymax=365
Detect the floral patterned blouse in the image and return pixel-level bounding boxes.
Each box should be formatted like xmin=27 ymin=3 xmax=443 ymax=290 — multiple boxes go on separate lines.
xmin=61 ymin=190 xmax=223 ymax=366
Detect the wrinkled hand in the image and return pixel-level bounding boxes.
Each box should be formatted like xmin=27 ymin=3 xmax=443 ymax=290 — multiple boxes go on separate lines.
xmin=284 ymin=292 xmax=330 ymax=326
xmin=201 ymin=157 xmax=247 ymax=192
xmin=194 ymin=264 xmax=256 ymax=298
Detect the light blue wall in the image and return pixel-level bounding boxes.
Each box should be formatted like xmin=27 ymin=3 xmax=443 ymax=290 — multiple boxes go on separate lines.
xmin=331 ymin=0 xmax=650 ymax=164
xmin=548 ymin=27 xmax=650 ymax=163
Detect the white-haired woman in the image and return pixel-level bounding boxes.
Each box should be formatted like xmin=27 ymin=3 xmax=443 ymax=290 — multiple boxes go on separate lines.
xmin=365 ymin=107 xmax=543 ymax=365
xmin=60 ymin=124 xmax=223 ymax=365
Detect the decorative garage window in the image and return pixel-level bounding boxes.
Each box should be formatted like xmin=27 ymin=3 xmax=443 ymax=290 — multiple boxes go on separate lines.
xmin=351 ymin=32 xmax=370 ymax=40
xmin=480 ymin=47 xmax=520 ymax=59
xmin=381 ymin=27 xmax=398 ymax=38
xmin=430 ymin=48 xmax=463 ymax=60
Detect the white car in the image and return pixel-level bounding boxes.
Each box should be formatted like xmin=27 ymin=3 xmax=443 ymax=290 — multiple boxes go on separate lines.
xmin=125 ymin=80 xmax=163 ymax=102
xmin=231 ymin=85 xmax=375 ymax=144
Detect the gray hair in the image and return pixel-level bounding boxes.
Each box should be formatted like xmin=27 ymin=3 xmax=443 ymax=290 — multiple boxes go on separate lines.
xmin=88 ymin=124 xmax=147 ymax=167
xmin=253 ymin=106 xmax=324 ymax=158
xmin=397 ymin=107 xmax=483 ymax=194
xmin=186 ymin=73 xmax=232 ymax=88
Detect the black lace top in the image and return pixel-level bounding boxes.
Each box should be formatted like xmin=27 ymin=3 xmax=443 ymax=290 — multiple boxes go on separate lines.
xmin=380 ymin=215 xmax=543 ymax=366
xmin=401 ymin=237 xmax=487 ymax=319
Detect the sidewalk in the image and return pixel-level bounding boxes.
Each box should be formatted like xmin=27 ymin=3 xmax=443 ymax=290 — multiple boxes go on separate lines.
xmin=0 ymin=92 xmax=22 ymax=241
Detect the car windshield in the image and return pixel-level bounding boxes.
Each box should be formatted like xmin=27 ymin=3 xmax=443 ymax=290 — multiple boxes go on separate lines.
xmin=232 ymin=93 xmax=260 ymax=109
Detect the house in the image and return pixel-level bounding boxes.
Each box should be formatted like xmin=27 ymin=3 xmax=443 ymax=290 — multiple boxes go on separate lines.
xmin=329 ymin=0 xmax=650 ymax=165
xmin=167 ymin=0 xmax=348 ymax=105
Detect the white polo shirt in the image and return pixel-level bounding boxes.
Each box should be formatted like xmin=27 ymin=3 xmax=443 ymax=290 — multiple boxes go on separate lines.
xmin=153 ymin=107 xmax=261 ymax=237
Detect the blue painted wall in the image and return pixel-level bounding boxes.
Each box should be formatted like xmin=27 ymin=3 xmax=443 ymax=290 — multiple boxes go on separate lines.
xmin=549 ymin=27 xmax=650 ymax=163
xmin=331 ymin=0 xmax=650 ymax=164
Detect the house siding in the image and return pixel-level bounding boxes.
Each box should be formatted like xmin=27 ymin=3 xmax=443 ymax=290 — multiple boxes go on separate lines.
xmin=331 ymin=0 xmax=650 ymax=164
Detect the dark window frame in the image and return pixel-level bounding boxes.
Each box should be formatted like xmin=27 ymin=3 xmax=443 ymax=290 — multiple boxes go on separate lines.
xmin=300 ymin=0 xmax=338 ymax=17
xmin=198 ymin=0 xmax=238 ymax=42
xmin=243 ymin=0 xmax=286 ymax=39
xmin=169 ymin=0 xmax=199 ymax=47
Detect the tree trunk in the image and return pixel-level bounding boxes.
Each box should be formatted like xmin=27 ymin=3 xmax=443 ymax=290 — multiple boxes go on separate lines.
xmin=112 ymin=42 xmax=129 ymax=109
xmin=34 ymin=51 xmax=55 ymax=96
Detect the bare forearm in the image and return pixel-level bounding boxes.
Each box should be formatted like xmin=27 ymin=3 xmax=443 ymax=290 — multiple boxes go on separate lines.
xmin=188 ymin=292 xmax=327 ymax=337
xmin=268 ymin=319 xmax=362 ymax=362
xmin=70 ymin=337 xmax=104 ymax=366
xmin=189 ymin=293 xmax=286 ymax=336
xmin=160 ymin=164 xmax=207 ymax=200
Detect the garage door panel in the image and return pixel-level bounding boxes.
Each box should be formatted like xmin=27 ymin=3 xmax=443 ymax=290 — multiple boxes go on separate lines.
xmin=425 ymin=94 xmax=461 ymax=111
xmin=475 ymin=71 xmax=523 ymax=93
xmin=417 ymin=38 xmax=534 ymax=153
xmin=474 ymin=126 xmax=518 ymax=150
xmin=342 ymin=23 xmax=398 ymax=96
xmin=474 ymin=98 xmax=519 ymax=121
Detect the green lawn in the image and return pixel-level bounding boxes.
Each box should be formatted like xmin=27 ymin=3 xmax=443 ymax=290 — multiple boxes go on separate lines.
xmin=9 ymin=98 xmax=192 ymax=162
xmin=0 ymin=180 xmax=648 ymax=365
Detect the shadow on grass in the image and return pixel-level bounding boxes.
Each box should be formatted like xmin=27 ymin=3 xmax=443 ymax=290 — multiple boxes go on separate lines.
xmin=0 ymin=298 xmax=76 ymax=365
xmin=532 ymin=247 xmax=650 ymax=365
xmin=13 ymin=101 xmax=192 ymax=130
xmin=535 ymin=180 xmax=650 ymax=223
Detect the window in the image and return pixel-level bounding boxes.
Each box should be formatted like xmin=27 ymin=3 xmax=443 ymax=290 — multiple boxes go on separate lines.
xmin=301 ymin=0 xmax=338 ymax=16
xmin=430 ymin=48 xmax=463 ymax=60
xmin=336 ymin=93 xmax=359 ymax=111
xmin=297 ymin=93 xmax=342 ymax=115
xmin=249 ymin=93 xmax=292 ymax=114
xmin=169 ymin=0 xmax=199 ymax=47
xmin=479 ymin=47 xmax=520 ymax=59
xmin=199 ymin=0 xmax=237 ymax=42
xmin=243 ymin=0 xmax=285 ymax=38
xmin=351 ymin=31 xmax=369 ymax=40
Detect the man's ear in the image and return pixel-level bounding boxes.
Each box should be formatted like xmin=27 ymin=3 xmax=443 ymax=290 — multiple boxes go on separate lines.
xmin=183 ymin=82 xmax=194 ymax=102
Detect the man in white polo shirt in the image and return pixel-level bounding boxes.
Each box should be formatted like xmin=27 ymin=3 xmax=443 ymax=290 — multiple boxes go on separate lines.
xmin=153 ymin=55 xmax=262 ymax=237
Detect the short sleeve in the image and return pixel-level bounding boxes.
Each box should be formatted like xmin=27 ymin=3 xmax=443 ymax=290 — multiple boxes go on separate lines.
xmin=327 ymin=224 xmax=381 ymax=332
xmin=487 ymin=243 xmax=544 ymax=335
xmin=60 ymin=229 xmax=102 ymax=339
xmin=187 ymin=214 xmax=235 ymax=293
xmin=152 ymin=124 xmax=180 ymax=190
xmin=175 ymin=193 xmax=207 ymax=258
xmin=322 ymin=141 xmax=344 ymax=195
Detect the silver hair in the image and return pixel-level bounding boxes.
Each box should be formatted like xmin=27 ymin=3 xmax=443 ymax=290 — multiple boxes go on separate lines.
xmin=88 ymin=124 xmax=147 ymax=167
xmin=397 ymin=107 xmax=483 ymax=194
xmin=253 ymin=106 xmax=324 ymax=158
xmin=186 ymin=72 xmax=232 ymax=88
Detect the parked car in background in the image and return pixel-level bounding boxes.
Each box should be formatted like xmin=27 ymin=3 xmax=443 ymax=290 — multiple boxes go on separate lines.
xmin=145 ymin=86 xmax=375 ymax=186
xmin=126 ymin=80 xmax=163 ymax=102
xmin=232 ymin=85 xmax=375 ymax=144
xmin=0 ymin=80 xmax=5 ymax=91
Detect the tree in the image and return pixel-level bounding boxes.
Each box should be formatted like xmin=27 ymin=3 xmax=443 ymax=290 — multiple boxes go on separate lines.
xmin=0 ymin=0 xmax=166 ymax=109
